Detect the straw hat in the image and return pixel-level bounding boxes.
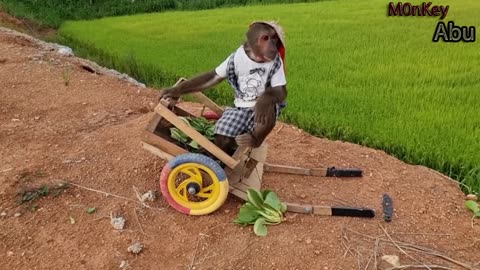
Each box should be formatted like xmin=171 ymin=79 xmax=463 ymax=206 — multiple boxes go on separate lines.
xmin=249 ymin=20 xmax=286 ymax=48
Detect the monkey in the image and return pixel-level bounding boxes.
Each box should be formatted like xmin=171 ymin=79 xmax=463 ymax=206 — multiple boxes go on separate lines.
xmin=158 ymin=21 xmax=287 ymax=155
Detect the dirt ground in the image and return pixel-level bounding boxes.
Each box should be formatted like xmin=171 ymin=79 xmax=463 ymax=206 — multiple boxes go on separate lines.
xmin=0 ymin=28 xmax=479 ymax=270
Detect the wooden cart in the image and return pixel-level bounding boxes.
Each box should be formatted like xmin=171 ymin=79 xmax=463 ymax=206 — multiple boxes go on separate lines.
xmin=142 ymin=78 xmax=375 ymax=218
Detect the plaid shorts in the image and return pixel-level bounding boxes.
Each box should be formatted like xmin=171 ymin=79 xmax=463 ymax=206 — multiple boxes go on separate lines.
xmin=214 ymin=103 xmax=285 ymax=137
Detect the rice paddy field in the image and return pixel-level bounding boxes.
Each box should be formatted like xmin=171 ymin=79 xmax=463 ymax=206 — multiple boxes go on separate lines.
xmin=58 ymin=0 xmax=480 ymax=193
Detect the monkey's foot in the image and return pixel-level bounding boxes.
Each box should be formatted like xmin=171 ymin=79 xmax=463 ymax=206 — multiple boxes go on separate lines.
xmin=235 ymin=133 xmax=255 ymax=147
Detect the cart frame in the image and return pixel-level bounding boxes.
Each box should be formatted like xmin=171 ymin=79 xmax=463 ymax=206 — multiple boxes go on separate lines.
xmin=142 ymin=78 xmax=375 ymax=218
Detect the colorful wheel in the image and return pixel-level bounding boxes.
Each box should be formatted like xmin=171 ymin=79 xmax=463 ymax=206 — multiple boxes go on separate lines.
xmin=160 ymin=153 xmax=229 ymax=215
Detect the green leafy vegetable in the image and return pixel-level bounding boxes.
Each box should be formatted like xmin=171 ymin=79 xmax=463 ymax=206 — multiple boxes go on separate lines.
xmin=254 ymin=218 xmax=268 ymax=237
xmin=465 ymin=200 xmax=480 ymax=226
xmin=169 ymin=117 xmax=216 ymax=151
xmin=466 ymin=200 xmax=480 ymax=213
xmin=234 ymin=189 xmax=287 ymax=236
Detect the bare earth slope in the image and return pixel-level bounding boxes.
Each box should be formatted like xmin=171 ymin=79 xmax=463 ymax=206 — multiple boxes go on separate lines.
xmin=0 ymin=28 xmax=479 ymax=270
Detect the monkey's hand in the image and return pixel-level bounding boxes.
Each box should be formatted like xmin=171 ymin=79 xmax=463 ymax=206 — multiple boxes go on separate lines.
xmin=254 ymin=98 xmax=276 ymax=125
xmin=156 ymin=87 xmax=181 ymax=103
xmin=254 ymin=85 xmax=287 ymax=124
xmin=235 ymin=133 xmax=256 ymax=147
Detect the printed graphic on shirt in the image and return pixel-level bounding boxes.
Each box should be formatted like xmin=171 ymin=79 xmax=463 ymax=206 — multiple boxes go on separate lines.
xmin=239 ymin=69 xmax=264 ymax=101
xmin=215 ymin=45 xmax=286 ymax=108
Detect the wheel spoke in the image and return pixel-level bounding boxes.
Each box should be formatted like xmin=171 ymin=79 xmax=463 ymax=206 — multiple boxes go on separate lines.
xmin=191 ymin=167 xmax=204 ymax=185
xmin=202 ymin=184 xmax=214 ymax=193
xmin=182 ymin=167 xmax=203 ymax=183
xmin=181 ymin=168 xmax=197 ymax=179
xmin=196 ymin=192 xmax=212 ymax=199
xmin=176 ymin=181 xmax=190 ymax=201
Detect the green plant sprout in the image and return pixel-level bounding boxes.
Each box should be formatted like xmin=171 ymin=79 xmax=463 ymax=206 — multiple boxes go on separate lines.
xmin=234 ymin=189 xmax=287 ymax=237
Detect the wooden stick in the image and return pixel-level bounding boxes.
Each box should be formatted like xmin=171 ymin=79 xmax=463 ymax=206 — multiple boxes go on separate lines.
xmin=190 ymin=92 xmax=224 ymax=116
xmin=133 ymin=208 xmax=146 ymax=235
xmin=61 ymin=180 xmax=139 ymax=203
xmin=396 ymin=244 xmax=474 ymax=269
xmin=275 ymin=124 xmax=285 ymax=134
xmin=345 ymin=227 xmax=475 ymax=270
xmin=264 ymin=163 xmax=313 ymax=176
xmin=141 ymin=131 xmax=188 ymax=157
xmin=374 ymin=238 xmax=380 ymax=270
xmin=364 ymin=253 xmax=373 ymax=270
xmin=59 ymin=180 xmax=164 ymax=211
xmin=188 ymin=235 xmax=202 ymax=270
xmin=386 ymin=265 xmax=453 ymax=270
xmin=379 ymin=224 xmax=431 ymax=270
xmin=0 ymin=168 xmax=13 ymax=173
xmin=142 ymin=141 xmax=175 ymax=161
xmin=155 ymin=104 xmax=238 ymax=169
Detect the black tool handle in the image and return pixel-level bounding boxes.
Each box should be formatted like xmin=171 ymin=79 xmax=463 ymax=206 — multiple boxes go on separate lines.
xmin=382 ymin=194 xmax=394 ymax=222
xmin=326 ymin=167 xmax=363 ymax=177
xmin=331 ymin=206 xmax=375 ymax=218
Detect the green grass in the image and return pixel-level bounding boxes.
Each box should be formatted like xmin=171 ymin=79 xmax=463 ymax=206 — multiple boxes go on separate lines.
xmin=58 ymin=0 xmax=480 ymax=193
xmin=0 ymin=0 xmax=325 ymax=28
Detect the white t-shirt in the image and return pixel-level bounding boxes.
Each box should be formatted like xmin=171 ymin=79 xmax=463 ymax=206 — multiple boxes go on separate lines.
xmin=215 ymin=45 xmax=286 ymax=108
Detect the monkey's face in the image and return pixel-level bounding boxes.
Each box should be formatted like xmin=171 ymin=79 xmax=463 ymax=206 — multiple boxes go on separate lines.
xmin=247 ymin=24 xmax=280 ymax=62
xmin=256 ymin=29 xmax=279 ymax=61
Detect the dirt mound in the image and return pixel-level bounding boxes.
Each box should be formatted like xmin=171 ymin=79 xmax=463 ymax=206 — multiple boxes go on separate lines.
xmin=0 ymin=28 xmax=478 ymax=270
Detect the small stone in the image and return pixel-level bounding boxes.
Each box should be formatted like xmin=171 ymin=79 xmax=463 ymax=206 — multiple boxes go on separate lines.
xmin=382 ymin=255 xmax=400 ymax=267
xmin=324 ymin=267 xmax=328 ymax=270
xmin=119 ymin=260 xmax=128 ymax=269
xmin=466 ymin=194 xmax=478 ymax=201
xmin=57 ymin=46 xmax=74 ymax=57
xmin=141 ymin=191 xmax=156 ymax=202
xmin=300 ymin=194 xmax=306 ymax=199
xmin=127 ymin=242 xmax=144 ymax=254
xmin=34 ymin=116 xmax=40 ymax=120
xmin=224 ymin=209 xmax=231 ymax=214
xmin=111 ymin=217 xmax=126 ymax=230
xmin=314 ymin=250 xmax=320 ymax=255
xmin=125 ymin=109 xmax=134 ymax=115
xmin=7 ymin=251 xmax=13 ymax=256
xmin=0 ymin=212 xmax=6 ymax=217
xmin=305 ymin=238 xmax=312 ymax=244
xmin=11 ymin=118 xmax=20 ymax=122
xmin=14 ymin=213 xmax=21 ymax=217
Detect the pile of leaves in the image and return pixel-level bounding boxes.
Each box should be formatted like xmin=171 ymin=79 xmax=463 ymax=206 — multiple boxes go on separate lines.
xmin=234 ymin=189 xmax=287 ymax=236
xmin=170 ymin=117 xmax=215 ymax=151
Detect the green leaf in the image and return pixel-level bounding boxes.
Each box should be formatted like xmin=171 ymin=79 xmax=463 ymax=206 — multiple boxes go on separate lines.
xmin=234 ymin=203 xmax=261 ymax=224
xmin=280 ymin=203 xmax=287 ymax=213
xmin=189 ymin=140 xmax=200 ymax=149
xmin=247 ymin=189 xmax=264 ymax=209
xmin=475 ymin=212 xmax=480 ymax=217
xmin=170 ymin=128 xmax=189 ymax=143
xmin=262 ymin=189 xmax=272 ymax=198
xmin=264 ymin=191 xmax=282 ymax=211
xmin=86 ymin=207 xmax=96 ymax=214
xmin=179 ymin=117 xmax=191 ymax=126
xmin=257 ymin=209 xmax=282 ymax=223
xmin=465 ymin=200 xmax=480 ymax=213
xmin=253 ymin=218 xmax=268 ymax=237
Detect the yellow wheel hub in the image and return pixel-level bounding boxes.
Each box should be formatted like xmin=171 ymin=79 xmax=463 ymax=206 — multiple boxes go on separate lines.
xmin=167 ymin=163 xmax=221 ymax=210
